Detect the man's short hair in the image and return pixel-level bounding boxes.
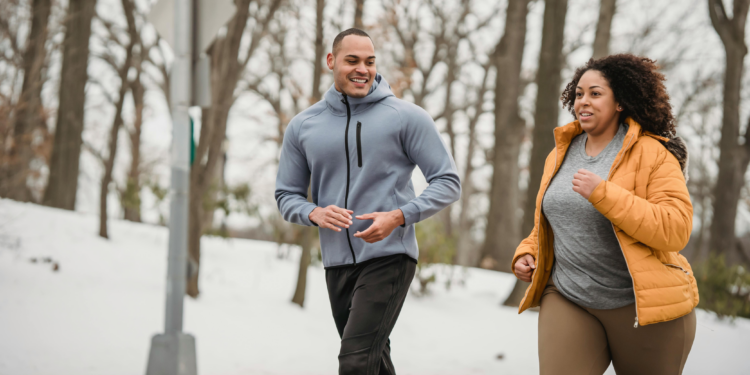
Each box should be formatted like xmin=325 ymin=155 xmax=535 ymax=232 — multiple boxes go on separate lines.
xmin=332 ymin=28 xmax=373 ymax=56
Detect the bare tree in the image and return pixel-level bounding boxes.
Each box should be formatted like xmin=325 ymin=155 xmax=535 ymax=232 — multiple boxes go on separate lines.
xmin=510 ymin=0 xmax=569 ymax=307
xmin=522 ymin=0 xmax=568 ymax=240
xmin=144 ymin=35 xmax=171 ymax=108
xmin=43 ymin=0 xmax=97 ymax=210
xmin=455 ymin=58 xmax=492 ymax=267
xmin=6 ymin=0 xmax=52 ymax=202
xmin=379 ymin=0 xmax=498 ymax=250
xmin=480 ymin=0 xmax=532 ymax=273
xmin=291 ymin=0 xmax=325 ymax=308
xmin=431 ymin=0 xmax=499 ymax=254
xmin=122 ymin=52 xmax=145 ymax=223
xmin=382 ymin=0 xmax=445 ymax=106
xmin=187 ymin=0 xmax=283 ymax=297
xmin=707 ymin=0 xmax=750 ymax=259
xmin=116 ymin=32 xmax=171 ymax=224
xmin=354 ymin=0 xmax=364 ymax=29
xmin=87 ymin=0 xmax=137 ymax=239
xmin=0 ymin=1 xmax=26 ymax=197
xmin=592 ymin=0 xmax=616 ymax=59
xmin=312 ymin=0 xmax=326 ymax=102
xmin=677 ymin=72 xmax=721 ymax=261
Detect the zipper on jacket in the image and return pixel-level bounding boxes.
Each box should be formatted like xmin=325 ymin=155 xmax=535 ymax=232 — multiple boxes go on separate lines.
xmin=608 ymin=133 xmax=640 ymax=328
xmin=341 ymin=94 xmax=357 ymax=264
xmin=356 ymin=121 xmax=363 ymax=167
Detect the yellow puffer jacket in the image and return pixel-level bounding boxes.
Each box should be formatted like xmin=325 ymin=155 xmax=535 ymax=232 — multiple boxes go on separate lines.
xmin=512 ymin=117 xmax=699 ymax=327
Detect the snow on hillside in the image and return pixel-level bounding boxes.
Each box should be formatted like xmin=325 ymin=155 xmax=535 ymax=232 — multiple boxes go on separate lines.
xmin=1 ymin=200 xmax=749 ymax=375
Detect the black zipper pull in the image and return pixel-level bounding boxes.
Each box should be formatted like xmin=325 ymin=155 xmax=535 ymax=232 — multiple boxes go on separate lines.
xmin=356 ymin=122 xmax=363 ymax=167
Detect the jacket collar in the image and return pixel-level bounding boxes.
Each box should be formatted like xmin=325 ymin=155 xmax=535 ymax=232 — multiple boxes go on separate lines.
xmin=323 ymin=73 xmax=394 ymax=116
xmin=552 ymin=117 xmax=648 ymax=177
xmin=553 ymin=116 xmax=648 ymax=153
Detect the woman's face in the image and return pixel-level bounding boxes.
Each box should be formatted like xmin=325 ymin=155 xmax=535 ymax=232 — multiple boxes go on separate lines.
xmin=574 ymin=70 xmax=622 ymax=135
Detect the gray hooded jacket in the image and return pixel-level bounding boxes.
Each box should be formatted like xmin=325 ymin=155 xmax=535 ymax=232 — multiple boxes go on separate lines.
xmin=275 ymin=74 xmax=461 ymax=268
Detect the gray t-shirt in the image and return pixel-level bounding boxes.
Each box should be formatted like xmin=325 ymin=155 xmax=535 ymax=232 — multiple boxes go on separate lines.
xmin=542 ymin=124 xmax=635 ymax=309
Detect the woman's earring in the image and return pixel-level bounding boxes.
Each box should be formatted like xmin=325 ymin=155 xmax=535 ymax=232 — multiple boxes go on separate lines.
xmin=618 ymin=106 xmax=622 ymax=111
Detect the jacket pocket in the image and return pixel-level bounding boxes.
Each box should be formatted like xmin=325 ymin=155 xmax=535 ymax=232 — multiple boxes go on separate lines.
xmin=664 ymin=263 xmax=690 ymax=275
xmin=356 ymin=121 xmax=363 ymax=167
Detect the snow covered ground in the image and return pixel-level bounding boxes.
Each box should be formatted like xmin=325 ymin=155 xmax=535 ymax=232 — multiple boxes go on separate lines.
xmin=1 ymin=199 xmax=749 ymax=375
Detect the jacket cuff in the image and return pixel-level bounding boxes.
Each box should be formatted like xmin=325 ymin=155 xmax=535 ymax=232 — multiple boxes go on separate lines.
xmin=399 ymin=202 xmax=420 ymax=227
xmin=587 ymin=180 xmax=622 ymax=217
xmin=301 ymin=203 xmax=319 ymax=227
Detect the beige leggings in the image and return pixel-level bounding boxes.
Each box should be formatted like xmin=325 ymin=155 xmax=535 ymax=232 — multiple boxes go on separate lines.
xmin=539 ymin=282 xmax=696 ymax=375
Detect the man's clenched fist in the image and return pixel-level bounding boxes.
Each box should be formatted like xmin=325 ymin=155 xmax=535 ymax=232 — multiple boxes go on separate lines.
xmin=309 ymin=205 xmax=353 ymax=232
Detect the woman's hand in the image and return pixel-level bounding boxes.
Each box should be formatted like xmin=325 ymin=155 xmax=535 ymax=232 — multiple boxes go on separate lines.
xmin=514 ymin=254 xmax=536 ymax=282
xmin=572 ymin=169 xmax=603 ymax=200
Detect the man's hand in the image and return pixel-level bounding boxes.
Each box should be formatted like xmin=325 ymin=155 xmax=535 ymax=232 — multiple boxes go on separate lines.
xmin=309 ymin=205 xmax=353 ymax=232
xmin=514 ymin=254 xmax=536 ymax=282
xmin=353 ymin=209 xmax=405 ymax=244
xmin=572 ymin=169 xmax=603 ymax=200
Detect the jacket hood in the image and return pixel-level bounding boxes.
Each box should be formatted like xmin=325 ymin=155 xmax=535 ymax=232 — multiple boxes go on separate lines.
xmin=324 ymin=73 xmax=395 ymax=115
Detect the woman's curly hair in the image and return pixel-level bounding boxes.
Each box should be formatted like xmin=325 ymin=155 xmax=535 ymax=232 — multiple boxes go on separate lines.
xmin=560 ymin=54 xmax=676 ymax=138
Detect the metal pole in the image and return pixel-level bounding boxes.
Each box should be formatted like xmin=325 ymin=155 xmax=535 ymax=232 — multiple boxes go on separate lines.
xmin=164 ymin=0 xmax=192 ymax=336
xmin=145 ymin=0 xmax=197 ymax=373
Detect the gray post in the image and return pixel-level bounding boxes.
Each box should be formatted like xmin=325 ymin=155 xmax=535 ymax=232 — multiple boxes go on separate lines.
xmin=145 ymin=0 xmax=197 ymax=374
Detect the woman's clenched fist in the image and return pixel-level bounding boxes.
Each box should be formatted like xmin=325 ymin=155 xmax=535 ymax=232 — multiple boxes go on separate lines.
xmin=514 ymin=254 xmax=537 ymax=282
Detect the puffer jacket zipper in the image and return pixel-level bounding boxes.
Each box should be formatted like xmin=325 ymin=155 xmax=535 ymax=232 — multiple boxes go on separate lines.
xmin=356 ymin=122 xmax=363 ymax=167
xmin=341 ymin=95 xmax=357 ymax=264
xmin=607 ymin=133 xmax=640 ymax=327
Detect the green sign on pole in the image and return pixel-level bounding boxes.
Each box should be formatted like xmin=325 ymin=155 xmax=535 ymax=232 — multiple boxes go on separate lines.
xmin=190 ymin=116 xmax=196 ymax=166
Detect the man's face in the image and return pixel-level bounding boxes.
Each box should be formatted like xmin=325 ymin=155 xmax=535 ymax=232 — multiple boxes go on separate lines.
xmin=327 ymin=35 xmax=376 ymax=98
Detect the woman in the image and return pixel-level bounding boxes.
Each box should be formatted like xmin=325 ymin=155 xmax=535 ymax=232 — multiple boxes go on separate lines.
xmin=512 ymin=54 xmax=698 ymax=375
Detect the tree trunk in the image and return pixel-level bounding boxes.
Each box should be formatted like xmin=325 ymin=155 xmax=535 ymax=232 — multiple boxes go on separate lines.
xmin=455 ymin=63 xmax=491 ymax=267
xmin=708 ymin=0 xmax=749 ymax=258
xmin=123 ymin=63 xmax=144 ymax=222
xmin=187 ymin=1 xmax=254 ymax=298
xmin=522 ymin=0 xmax=568 ymax=243
xmin=291 ymin=226 xmax=314 ymax=306
xmin=480 ymin=0 xmax=531 ymax=273
xmin=354 ymin=0 xmax=364 ymax=29
xmin=503 ymin=279 xmax=530 ymax=307
xmin=510 ymin=0 xmax=568 ymax=307
xmin=200 ymin=143 xmax=225 ymax=233
xmin=42 ymin=0 xmax=96 ymax=210
xmin=6 ymin=0 xmax=51 ymax=202
xmin=592 ymin=0 xmax=616 ymax=60
xmin=292 ymin=188 xmax=315 ymax=307
xmin=438 ymin=43 xmax=460 ymax=237
xmin=312 ymin=0 xmax=325 ymax=102
xmin=99 ymin=0 xmax=136 ymax=239
xmin=292 ymin=0 xmax=325 ymax=307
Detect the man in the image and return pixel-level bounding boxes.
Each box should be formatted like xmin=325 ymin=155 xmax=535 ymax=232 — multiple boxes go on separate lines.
xmin=275 ymin=28 xmax=460 ymax=375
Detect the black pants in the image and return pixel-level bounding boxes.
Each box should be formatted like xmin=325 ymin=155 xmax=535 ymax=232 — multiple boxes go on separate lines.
xmin=325 ymin=254 xmax=417 ymax=375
